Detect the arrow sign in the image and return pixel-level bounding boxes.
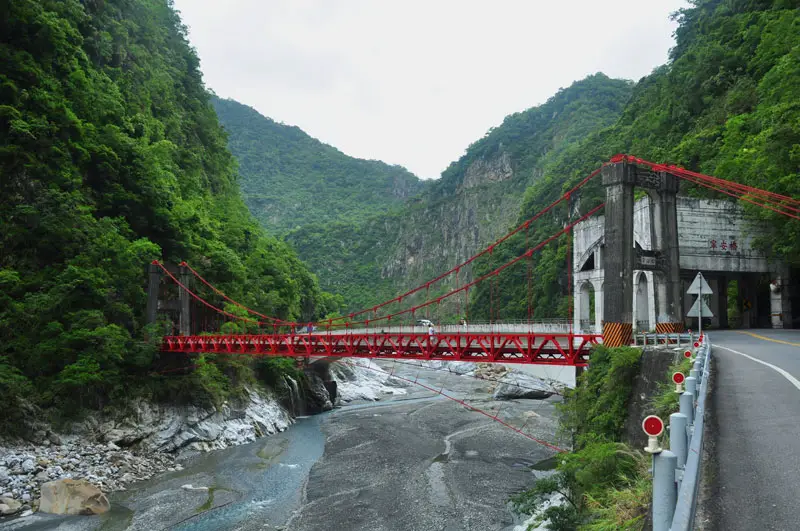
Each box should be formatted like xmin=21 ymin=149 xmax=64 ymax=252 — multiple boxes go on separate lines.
xmin=687 ymin=272 xmax=713 ymax=295
xmin=687 ymin=296 xmax=714 ymax=318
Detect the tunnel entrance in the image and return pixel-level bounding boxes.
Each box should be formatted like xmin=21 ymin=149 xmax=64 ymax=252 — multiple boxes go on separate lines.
xmin=683 ymin=271 xmax=795 ymax=330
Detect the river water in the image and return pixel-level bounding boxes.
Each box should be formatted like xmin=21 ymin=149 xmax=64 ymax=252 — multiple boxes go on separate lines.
xmin=1 ymin=362 xmax=568 ymax=531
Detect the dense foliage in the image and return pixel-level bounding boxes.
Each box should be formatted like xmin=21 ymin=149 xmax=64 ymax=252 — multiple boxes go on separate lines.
xmin=286 ymin=74 xmax=633 ymax=313
xmin=471 ymin=0 xmax=800 ymax=320
xmin=212 ymin=97 xmax=426 ymax=235
xmin=559 ymin=346 xmax=643 ymax=448
xmin=511 ymin=442 xmax=650 ymax=531
xmin=512 ymin=346 xmax=649 ymax=530
xmin=0 ymin=0 xmax=332 ymax=426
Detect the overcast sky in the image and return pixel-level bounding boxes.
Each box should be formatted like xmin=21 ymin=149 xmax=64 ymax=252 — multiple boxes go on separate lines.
xmin=173 ymin=0 xmax=689 ymax=179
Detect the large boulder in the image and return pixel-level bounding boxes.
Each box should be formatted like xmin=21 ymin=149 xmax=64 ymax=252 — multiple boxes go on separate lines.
xmin=39 ymin=479 xmax=110 ymax=515
xmin=0 ymin=496 xmax=22 ymax=516
xmin=492 ymin=372 xmax=554 ymax=400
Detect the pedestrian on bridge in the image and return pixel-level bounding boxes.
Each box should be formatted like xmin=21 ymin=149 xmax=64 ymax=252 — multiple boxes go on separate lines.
xmin=428 ymin=324 xmax=436 ymax=341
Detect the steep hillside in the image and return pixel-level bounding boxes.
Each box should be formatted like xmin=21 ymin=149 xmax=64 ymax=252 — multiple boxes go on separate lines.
xmin=471 ymin=0 xmax=800 ymax=320
xmin=212 ymin=97 xmax=425 ymax=233
xmin=0 ymin=0 xmax=331 ymax=423
xmin=286 ymin=74 xmax=634 ymax=311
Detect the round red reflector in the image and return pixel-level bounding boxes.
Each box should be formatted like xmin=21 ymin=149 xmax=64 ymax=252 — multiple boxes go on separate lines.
xmin=684 ymin=350 xmax=692 ymax=358
xmin=672 ymin=372 xmax=685 ymax=384
xmin=642 ymin=415 xmax=664 ymax=437
xmin=694 ymin=342 xmax=700 ymax=348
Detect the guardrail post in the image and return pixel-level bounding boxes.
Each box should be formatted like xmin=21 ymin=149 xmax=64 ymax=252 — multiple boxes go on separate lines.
xmin=679 ymin=391 xmax=694 ymax=425
xmin=685 ymin=376 xmax=697 ymax=400
xmin=670 ymin=412 xmax=688 ymax=470
xmin=652 ymin=450 xmax=678 ymax=531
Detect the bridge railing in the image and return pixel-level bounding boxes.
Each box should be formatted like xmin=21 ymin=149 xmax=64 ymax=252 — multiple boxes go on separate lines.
xmin=307 ymin=320 xmax=575 ymax=335
xmin=161 ymin=331 xmax=603 ymax=365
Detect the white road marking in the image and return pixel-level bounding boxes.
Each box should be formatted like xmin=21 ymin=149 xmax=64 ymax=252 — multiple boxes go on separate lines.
xmin=714 ymin=344 xmax=800 ymax=391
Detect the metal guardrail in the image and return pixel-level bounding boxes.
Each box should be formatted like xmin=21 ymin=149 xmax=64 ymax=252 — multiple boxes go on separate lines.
xmin=649 ymin=335 xmax=711 ymax=531
xmin=634 ymin=332 xmax=698 ymax=347
xmin=670 ymin=337 xmax=711 ymax=530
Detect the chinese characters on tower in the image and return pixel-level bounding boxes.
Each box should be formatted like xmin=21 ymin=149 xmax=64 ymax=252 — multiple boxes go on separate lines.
xmin=710 ymin=239 xmax=739 ymax=251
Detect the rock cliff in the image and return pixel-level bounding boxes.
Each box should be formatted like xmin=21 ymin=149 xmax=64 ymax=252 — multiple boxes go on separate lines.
xmin=285 ymin=74 xmax=634 ymax=313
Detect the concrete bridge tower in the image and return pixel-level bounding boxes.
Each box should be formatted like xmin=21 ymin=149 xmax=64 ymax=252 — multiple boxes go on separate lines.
xmin=602 ymin=160 xmax=683 ymax=346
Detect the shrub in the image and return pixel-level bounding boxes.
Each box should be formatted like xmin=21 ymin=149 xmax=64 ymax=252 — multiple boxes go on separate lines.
xmin=559 ymin=346 xmax=643 ymax=448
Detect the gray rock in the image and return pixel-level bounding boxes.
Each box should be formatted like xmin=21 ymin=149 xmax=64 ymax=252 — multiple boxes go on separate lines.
xmin=0 ymin=496 xmax=21 ymax=515
xmin=21 ymin=459 xmax=35 ymax=473
xmin=492 ymin=372 xmax=554 ymax=400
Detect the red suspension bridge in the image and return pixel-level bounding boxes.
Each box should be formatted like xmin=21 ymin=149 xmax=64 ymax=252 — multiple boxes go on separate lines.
xmin=153 ymin=155 xmax=799 ymax=366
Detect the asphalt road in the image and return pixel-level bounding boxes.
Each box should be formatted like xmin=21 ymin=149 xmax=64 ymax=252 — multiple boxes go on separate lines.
xmin=704 ymin=329 xmax=800 ymax=531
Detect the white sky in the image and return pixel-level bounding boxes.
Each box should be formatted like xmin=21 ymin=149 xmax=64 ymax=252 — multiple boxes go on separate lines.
xmin=173 ymin=0 xmax=689 ymax=179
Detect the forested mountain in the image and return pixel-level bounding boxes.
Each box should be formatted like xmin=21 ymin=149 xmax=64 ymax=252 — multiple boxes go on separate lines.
xmin=285 ymin=74 xmax=634 ymax=311
xmin=212 ymin=97 xmax=426 ymax=234
xmin=0 ymin=0 xmax=333 ymax=428
xmin=470 ymin=0 xmax=800 ymax=319
xmin=273 ymin=0 xmax=799 ymax=321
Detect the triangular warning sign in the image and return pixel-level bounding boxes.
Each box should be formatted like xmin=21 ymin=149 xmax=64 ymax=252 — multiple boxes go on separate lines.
xmin=686 ymin=272 xmax=713 ymax=295
xmin=687 ymin=297 xmax=714 ymax=318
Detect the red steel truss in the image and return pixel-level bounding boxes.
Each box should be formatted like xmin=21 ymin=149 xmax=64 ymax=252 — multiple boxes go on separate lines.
xmin=161 ymin=332 xmax=602 ymax=366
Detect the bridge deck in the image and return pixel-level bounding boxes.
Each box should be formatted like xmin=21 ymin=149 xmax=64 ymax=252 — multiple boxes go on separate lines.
xmin=161 ymin=332 xmax=602 ymax=366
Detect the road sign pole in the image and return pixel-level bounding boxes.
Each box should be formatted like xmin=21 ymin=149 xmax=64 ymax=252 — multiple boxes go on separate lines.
xmin=698 ymin=275 xmax=702 ymax=337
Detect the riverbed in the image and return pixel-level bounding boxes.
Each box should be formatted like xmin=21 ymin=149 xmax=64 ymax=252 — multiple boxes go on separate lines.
xmin=1 ymin=361 xmax=568 ymax=530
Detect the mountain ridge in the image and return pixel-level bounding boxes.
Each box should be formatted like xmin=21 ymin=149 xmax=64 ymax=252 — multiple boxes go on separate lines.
xmin=281 ymin=73 xmax=635 ymax=311
xmin=212 ymin=97 xmax=427 ymax=234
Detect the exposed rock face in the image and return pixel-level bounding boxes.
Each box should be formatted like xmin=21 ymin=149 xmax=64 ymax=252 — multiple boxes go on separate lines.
xmin=329 ymin=360 xmax=408 ymax=403
xmin=459 ymin=152 xmax=514 ymax=191
xmin=39 ymin=479 xmax=109 ymax=515
xmin=87 ymin=388 xmax=292 ymax=458
xmin=302 ymin=371 xmax=334 ymax=413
